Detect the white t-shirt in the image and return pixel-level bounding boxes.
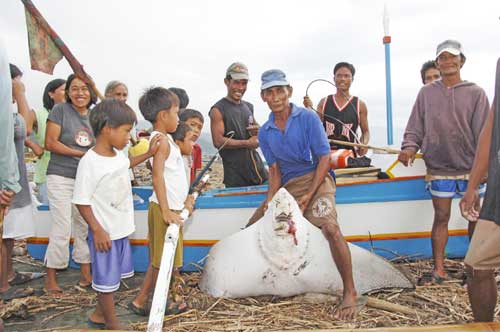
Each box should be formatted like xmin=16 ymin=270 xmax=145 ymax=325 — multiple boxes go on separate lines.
xmin=148 ymin=132 xmax=189 ymax=210
xmin=182 ymin=155 xmax=191 ymax=184
xmin=72 ymin=149 xmax=135 ymax=240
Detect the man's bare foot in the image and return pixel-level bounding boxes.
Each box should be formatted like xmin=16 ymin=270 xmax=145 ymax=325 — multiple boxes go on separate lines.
xmin=334 ymin=295 xmax=367 ymax=320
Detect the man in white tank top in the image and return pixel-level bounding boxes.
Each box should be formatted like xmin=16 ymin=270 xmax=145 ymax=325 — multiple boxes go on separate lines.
xmin=130 ymin=87 xmax=194 ymax=316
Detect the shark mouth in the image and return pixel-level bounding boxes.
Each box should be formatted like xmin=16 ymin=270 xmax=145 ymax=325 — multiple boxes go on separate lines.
xmin=275 ymin=213 xmax=298 ymax=245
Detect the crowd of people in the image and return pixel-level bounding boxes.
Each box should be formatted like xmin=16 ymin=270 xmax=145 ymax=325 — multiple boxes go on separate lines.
xmin=0 ymin=36 xmax=499 ymax=330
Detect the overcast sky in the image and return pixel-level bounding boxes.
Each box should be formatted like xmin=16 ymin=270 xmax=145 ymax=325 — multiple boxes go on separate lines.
xmin=2 ymin=0 xmax=499 ymax=146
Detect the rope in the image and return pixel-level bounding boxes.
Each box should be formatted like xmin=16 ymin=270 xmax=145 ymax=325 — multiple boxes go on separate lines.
xmin=305 ymin=79 xmax=361 ymax=145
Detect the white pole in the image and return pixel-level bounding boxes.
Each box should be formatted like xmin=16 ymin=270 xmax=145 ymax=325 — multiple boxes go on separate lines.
xmin=147 ymin=175 xmax=208 ymax=332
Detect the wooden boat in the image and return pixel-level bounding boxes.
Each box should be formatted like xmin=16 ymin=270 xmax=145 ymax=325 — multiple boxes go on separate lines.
xmin=27 ymin=154 xmax=470 ymax=272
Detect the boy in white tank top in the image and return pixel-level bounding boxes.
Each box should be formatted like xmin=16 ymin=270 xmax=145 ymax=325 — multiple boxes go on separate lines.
xmin=130 ymin=87 xmax=194 ymax=316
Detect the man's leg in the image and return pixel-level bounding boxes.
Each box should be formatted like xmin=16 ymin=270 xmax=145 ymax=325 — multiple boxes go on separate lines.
xmin=466 ymin=266 xmax=497 ymax=322
xmin=431 ymin=197 xmax=452 ymax=278
xmin=321 ymin=223 xmax=358 ymax=320
xmin=4 ymin=239 xmax=14 ymax=281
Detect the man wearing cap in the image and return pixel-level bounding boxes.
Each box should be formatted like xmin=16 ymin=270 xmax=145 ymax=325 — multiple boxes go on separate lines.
xmin=460 ymin=58 xmax=500 ymax=322
xmin=249 ymin=69 xmax=364 ymax=320
xmin=209 ymin=62 xmax=268 ymax=188
xmin=398 ymin=40 xmax=489 ymax=284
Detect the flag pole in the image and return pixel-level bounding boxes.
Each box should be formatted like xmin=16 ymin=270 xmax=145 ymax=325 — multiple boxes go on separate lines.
xmin=383 ymin=4 xmax=393 ymax=146
xmin=20 ymin=0 xmax=105 ymax=100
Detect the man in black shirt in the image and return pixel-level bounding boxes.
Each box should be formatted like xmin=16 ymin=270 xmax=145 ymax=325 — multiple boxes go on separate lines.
xmin=460 ymin=58 xmax=500 ymax=323
xmin=209 ymin=62 xmax=268 ymax=187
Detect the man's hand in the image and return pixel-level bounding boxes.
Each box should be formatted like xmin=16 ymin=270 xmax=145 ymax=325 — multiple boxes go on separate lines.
xmin=147 ymin=134 xmax=163 ymax=157
xmin=163 ymin=210 xmax=183 ymax=226
xmin=398 ymin=149 xmax=417 ymax=167
xmin=0 ymin=190 xmax=15 ymax=207
xmin=247 ymin=135 xmax=259 ymax=149
xmin=358 ymin=148 xmax=368 ymax=156
xmin=93 ymin=228 xmax=112 ymax=252
xmin=303 ymin=96 xmax=313 ymax=109
xmin=460 ymin=189 xmax=480 ymax=222
xmin=297 ymin=193 xmax=313 ymax=213
xmin=246 ymin=124 xmax=259 ymax=137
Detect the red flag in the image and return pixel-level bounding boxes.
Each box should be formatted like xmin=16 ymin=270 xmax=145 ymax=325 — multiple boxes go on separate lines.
xmin=23 ymin=4 xmax=62 ymax=74
xmin=20 ymin=0 xmax=104 ymax=100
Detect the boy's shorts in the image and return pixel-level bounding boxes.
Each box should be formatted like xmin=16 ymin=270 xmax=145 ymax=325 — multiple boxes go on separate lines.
xmin=148 ymin=202 xmax=183 ymax=269
xmin=88 ymin=231 xmax=134 ymax=293
xmin=427 ymin=179 xmax=486 ymax=199
xmin=464 ymin=219 xmax=500 ymax=270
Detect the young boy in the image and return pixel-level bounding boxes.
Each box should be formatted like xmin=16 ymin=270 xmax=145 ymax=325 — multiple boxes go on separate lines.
xmin=179 ymin=109 xmax=204 ymax=184
xmin=172 ymin=122 xmax=195 ymax=184
xmin=130 ymin=87 xmax=194 ymax=316
xmin=72 ymin=99 xmax=159 ymax=330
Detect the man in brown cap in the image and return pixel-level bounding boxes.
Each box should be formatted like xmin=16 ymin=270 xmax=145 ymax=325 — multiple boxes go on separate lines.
xmin=209 ymin=62 xmax=268 ymax=188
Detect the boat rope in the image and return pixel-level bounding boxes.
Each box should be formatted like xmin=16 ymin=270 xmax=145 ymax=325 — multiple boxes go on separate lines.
xmin=305 ymin=78 xmax=361 ymax=145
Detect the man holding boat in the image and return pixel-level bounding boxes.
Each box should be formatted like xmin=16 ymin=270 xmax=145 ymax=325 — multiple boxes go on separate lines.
xmin=398 ymin=40 xmax=489 ymax=284
xmin=303 ymin=62 xmax=370 ymax=168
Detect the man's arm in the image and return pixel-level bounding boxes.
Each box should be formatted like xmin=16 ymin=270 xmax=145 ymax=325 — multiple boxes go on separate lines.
xmin=209 ymin=107 xmax=258 ymax=149
xmin=151 ymin=137 xmax=182 ymax=225
xmin=304 ymin=96 xmax=326 ymax=121
xmin=12 ymin=77 xmax=33 ymax=135
xmin=0 ymin=38 xmax=20 ymax=194
xmin=398 ymin=91 xmax=426 ymax=166
xmin=358 ymin=100 xmax=370 ymax=156
xmin=45 ymin=121 xmax=85 ymax=158
xmin=460 ymin=101 xmax=495 ymax=221
xmin=265 ymin=163 xmax=282 ymax=206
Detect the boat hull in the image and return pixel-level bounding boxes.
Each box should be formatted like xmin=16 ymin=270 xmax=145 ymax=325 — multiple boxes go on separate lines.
xmin=28 ymin=175 xmax=470 ymax=272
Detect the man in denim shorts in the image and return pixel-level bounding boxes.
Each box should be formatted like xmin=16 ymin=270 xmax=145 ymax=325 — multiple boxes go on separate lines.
xmin=398 ymin=40 xmax=490 ymax=283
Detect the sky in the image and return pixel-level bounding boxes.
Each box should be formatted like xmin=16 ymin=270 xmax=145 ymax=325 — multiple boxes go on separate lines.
xmin=1 ymin=0 xmax=499 ymax=146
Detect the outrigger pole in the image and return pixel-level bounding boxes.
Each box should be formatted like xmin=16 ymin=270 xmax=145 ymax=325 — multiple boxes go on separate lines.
xmin=383 ymin=4 xmax=394 ymax=145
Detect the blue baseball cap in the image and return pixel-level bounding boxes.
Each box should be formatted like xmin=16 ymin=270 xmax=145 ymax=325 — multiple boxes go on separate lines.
xmin=260 ymin=69 xmax=289 ymax=90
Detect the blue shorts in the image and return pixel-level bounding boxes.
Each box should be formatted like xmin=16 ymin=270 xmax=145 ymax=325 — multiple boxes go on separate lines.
xmin=88 ymin=231 xmax=134 ymax=293
xmin=427 ymin=179 xmax=486 ymax=199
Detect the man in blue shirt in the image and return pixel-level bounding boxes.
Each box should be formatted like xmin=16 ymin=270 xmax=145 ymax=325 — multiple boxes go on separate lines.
xmin=248 ymin=69 xmax=362 ymax=320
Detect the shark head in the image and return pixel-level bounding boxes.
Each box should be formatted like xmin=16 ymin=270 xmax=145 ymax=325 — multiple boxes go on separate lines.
xmin=255 ymin=188 xmax=310 ymax=272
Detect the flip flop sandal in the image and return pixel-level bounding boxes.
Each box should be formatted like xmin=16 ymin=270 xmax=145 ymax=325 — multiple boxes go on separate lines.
xmin=0 ymin=287 xmax=35 ymax=301
xmin=128 ymin=301 xmax=150 ymax=316
xmin=9 ymin=272 xmax=45 ymax=286
xmin=77 ymin=281 xmax=92 ymax=288
xmin=87 ymin=318 xmax=106 ymax=329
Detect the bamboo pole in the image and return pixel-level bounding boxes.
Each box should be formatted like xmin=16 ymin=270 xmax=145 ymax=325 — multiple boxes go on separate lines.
xmin=329 ymin=139 xmax=423 ymax=158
